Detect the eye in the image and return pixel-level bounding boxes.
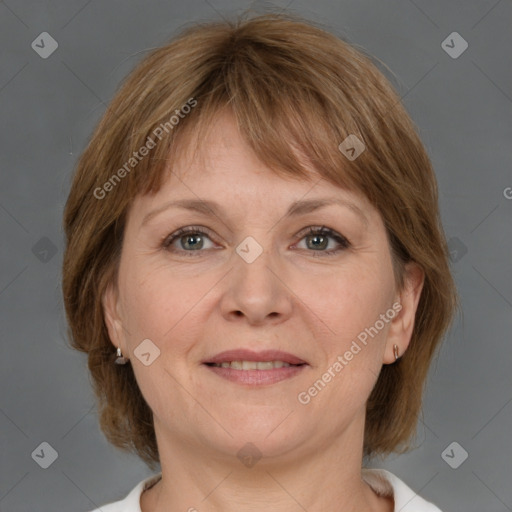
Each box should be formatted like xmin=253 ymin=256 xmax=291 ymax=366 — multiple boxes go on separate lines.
xmin=162 ymin=226 xmax=217 ymax=256
xmin=162 ymin=225 xmax=351 ymax=258
xmin=293 ymin=226 xmax=351 ymax=257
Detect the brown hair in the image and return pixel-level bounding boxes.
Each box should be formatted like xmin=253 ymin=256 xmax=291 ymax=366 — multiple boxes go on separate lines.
xmin=62 ymin=12 xmax=458 ymax=469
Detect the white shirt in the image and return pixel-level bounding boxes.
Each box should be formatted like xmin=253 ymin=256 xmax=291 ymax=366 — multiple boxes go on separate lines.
xmin=89 ymin=468 xmax=443 ymax=512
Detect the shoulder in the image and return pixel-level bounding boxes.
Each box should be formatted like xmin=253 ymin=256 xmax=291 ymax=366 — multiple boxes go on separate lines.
xmin=87 ymin=474 xmax=162 ymax=512
xmin=362 ymin=468 xmax=444 ymax=512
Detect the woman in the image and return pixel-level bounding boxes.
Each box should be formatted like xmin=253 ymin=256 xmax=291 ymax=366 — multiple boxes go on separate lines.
xmin=62 ymin=12 xmax=458 ymax=512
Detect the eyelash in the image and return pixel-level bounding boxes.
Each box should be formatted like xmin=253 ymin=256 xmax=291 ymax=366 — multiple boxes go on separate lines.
xmin=161 ymin=225 xmax=351 ymax=258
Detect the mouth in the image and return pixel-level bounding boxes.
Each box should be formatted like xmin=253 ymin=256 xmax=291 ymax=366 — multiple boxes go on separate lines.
xmin=202 ymin=349 xmax=309 ymax=386
xmin=205 ymin=360 xmax=304 ymax=369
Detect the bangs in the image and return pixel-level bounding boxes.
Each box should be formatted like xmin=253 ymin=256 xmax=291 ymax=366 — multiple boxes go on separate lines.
xmin=120 ymin=28 xmax=373 ymax=202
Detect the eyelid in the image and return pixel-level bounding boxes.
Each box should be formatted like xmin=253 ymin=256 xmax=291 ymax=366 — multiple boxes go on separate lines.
xmin=292 ymin=225 xmax=351 ymax=254
xmin=296 ymin=225 xmax=349 ymax=243
xmin=162 ymin=225 xmax=351 ymax=255
xmin=161 ymin=225 xmax=216 ymax=247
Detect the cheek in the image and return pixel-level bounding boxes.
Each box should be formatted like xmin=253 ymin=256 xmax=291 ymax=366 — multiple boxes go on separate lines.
xmin=120 ymin=263 xmax=214 ymax=351
xmin=296 ymin=268 xmax=394 ymax=412
xmin=117 ymin=266 xmax=210 ymax=420
xmin=302 ymin=260 xmax=393 ymax=349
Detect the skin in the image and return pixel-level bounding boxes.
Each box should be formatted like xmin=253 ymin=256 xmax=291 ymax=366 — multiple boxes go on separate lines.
xmin=103 ymin=111 xmax=424 ymax=512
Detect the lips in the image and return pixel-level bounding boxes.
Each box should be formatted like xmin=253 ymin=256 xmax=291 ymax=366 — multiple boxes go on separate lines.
xmin=203 ymin=348 xmax=308 ymax=386
xmin=203 ymin=349 xmax=307 ymax=366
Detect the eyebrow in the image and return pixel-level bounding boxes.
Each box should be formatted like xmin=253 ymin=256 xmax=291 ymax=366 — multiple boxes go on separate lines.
xmin=141 ymin=197 xmax=369 ymax=227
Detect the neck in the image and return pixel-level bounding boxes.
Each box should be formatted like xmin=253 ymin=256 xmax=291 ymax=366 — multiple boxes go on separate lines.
xmin=141 ymin=417 xmax=392 ymax=512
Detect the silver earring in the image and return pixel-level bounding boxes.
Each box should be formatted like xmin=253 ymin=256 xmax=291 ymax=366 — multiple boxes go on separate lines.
xmin=115 ymin=347 xmax=129 ymax=365
xmin=393 ymin=344 xmax=400 ymax=362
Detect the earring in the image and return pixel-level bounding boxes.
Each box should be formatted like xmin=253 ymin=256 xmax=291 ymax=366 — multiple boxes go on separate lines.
xmin=393 ymin=344 xmax=400 ymax=362
xmin=114 ymin=347 xmax=129 ymax=365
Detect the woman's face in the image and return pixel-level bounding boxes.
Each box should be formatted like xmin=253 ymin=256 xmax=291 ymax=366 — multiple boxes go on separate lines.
xmin=103 ymin=111 xmax=422 ymax=464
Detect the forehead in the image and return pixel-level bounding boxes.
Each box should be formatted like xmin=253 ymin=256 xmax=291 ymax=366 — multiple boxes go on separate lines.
xmin=127 ymin=111 xmax=376 ymax=228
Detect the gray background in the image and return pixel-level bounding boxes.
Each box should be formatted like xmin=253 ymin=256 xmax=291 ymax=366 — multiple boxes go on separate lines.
xmin=1 ymin=1 xmax=511 ymax=511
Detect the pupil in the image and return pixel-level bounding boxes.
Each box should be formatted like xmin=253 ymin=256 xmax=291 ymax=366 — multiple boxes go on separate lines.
xmin=309 ymin=235 xmax=327 ymax=250
xmin=184 ymin=235 xmax=202 ymax=250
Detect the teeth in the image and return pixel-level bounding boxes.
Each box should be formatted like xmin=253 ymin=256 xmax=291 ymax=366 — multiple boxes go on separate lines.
xmin=212 ymin=360 xmax=293 ymax=370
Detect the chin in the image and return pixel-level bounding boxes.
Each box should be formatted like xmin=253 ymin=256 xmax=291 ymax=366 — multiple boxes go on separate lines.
xmin=200 ymin=410 xmax=311 ymax=459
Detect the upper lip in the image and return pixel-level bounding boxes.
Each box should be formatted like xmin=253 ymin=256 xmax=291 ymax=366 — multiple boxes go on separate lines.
xmin=203 ymin=349 xmax=307 ymax=365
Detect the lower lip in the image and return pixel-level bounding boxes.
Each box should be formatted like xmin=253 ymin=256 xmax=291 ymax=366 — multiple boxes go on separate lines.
xmin=203 ymin=364 xmax=307 ymax=385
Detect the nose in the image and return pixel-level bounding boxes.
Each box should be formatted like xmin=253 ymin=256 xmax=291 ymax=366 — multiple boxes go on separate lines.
xmin=220 ymin=242 xmax=293 ymax=326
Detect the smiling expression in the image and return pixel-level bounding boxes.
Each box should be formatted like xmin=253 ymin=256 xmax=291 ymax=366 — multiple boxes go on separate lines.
xmin=102 ymin=111 xmax=413 ymax=462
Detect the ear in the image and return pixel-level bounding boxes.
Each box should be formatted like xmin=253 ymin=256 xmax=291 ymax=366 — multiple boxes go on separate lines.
xmin=102 ymin=281 xmax=128 ymax=355
xmin=383 ymin=262 xmax=425 ymax=364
